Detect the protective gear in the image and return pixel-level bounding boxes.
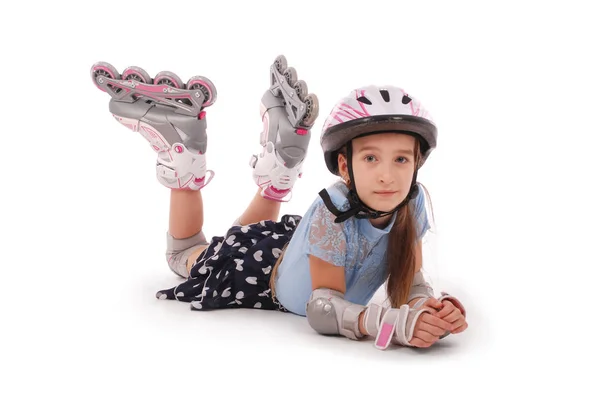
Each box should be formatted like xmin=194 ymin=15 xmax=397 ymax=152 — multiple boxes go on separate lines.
xmin=165 ymin=230 xmax=209 ymax=278
xmin=90 ymin=61 xmax=217 ymax=191
xmin=250 ymin=55 xmax=318 ymax=202
xmin=408 ymin=269 xmax=435 ymax=303
xmin=317 ymin=85 xmax=437 ymax=223
xmin=305 ymin=288 xmax=366 ymax=340
xmin=320 ymin=85 xmax=437 ymax=175
xmin=250 ymin=140 xmax=304 ymax=202
xmin=407 ymin=271 xmax=467 ymax=340
xmin=362 ymin=303 xmax=432 ymax=350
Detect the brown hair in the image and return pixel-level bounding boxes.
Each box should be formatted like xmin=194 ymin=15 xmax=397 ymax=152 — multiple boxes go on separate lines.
xmin=269 ymin=136 xmax=428 ymax=309
xmin=337 ymin=136 xmax=424 ymax=308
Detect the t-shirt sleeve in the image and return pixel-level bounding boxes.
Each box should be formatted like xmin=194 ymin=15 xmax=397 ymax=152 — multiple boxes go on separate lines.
xmin=413 ymin=184 xmax=431 ymax=240
xmin=307 ymin=200 xmax=347 ymax=267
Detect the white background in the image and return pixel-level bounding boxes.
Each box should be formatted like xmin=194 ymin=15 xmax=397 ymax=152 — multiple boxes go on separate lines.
xmin=1 ymin=0 xmax=598 ymax=399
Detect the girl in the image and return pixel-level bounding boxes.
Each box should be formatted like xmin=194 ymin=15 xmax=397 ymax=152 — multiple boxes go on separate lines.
xmin=91 ymin=55 xmax=467 ymax=350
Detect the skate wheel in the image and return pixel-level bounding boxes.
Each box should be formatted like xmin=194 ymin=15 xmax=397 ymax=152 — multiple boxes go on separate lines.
xmin=274 ymin=55 xmax=288 ymax=74
xmin=154 ymin=71 xmax=184 ymax=89
xmin=283 ymin=67 xmax=297 ymax=86
xmin=122 ymin=66 xmax=153 ymax=84
xmin=302 ymin=94 xmax=320 ymax=127
xmin=90 ymin=61 xmax=121 ymax=93
xmin=187 ymin=76 xmax=217 ymax=107
xmin=293 ymin=80 xmax=308 ymax=101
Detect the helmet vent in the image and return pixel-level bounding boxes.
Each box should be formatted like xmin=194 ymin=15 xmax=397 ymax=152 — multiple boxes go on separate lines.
xmin=356 ymin=96 xmax=372 ymax=105
xmin=379 ymin=89 xmax=390 ymax=102
xmin=402 ymin=94 xmax=412 ymax=104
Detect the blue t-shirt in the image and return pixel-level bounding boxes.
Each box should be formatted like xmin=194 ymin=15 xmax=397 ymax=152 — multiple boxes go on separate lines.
xmin=273 ymin=181 xmax=430 ymax=316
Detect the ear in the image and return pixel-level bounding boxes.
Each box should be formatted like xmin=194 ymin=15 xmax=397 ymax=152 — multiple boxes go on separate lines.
xmin=337 ymin=153 xmax=348 ymax=178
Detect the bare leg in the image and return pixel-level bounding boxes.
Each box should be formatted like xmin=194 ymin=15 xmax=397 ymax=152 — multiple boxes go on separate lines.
xmin=169 ymin=189 xmax=204 ymax=239
xmin=238 ymin=189 xmax=282 ymax=226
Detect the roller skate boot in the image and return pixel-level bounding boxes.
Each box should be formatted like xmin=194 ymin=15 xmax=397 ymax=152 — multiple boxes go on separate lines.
xmin=250 ymin=55 xmax=319 ymax=202
xmin=90 ymin=62 xmax=217 ymax=190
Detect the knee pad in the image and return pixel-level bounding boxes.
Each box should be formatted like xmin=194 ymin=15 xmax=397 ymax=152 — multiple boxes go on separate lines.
xmin=305 ymin=288 xmax=366 ymax=340
xmin=165 ymin=230 xmax=208 ymax=278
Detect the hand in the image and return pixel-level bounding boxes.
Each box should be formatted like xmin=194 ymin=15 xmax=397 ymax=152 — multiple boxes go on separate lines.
xmin=409 ymin=298 xmax=453 ymax=348
xmin=436 ymin=300 xmax=468 ymax=334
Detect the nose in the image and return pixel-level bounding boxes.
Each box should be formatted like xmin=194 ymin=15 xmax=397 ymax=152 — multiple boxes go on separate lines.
xmin=378 ymin=164 xmax=394 ymax=184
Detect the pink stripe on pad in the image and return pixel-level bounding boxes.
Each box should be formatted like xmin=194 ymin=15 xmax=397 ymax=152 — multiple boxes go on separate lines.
xmin=375 ymin=323 xmax=394 ymax=348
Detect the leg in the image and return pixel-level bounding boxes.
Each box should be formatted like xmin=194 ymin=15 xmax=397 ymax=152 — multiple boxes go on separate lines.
xmin=169 ymin=189 xmax=204 ymax=238
xmin=238 ymin=188 xmax=282 ymax=226
xmin=90 ymin=62 xmax=218 ymax=278
xmin=165 ymin=189 xmax=210 ymax=278
xmin=168 ymin=189 xmax=210 ymax=277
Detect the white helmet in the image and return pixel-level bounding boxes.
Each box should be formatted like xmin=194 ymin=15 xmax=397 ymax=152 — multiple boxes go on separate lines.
xmin=320 ymin=85 xmax=437 ymax=175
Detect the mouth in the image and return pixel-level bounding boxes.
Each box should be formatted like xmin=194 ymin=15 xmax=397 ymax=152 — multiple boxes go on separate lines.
xmin=374 ymin=191 xmax=397 ymax=196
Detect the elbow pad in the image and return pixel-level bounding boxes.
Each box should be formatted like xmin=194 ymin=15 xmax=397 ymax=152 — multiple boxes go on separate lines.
xmin=305 ymin=288 xmax=367 ymax=340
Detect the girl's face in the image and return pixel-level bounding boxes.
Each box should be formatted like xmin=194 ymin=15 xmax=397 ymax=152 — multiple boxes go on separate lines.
xmin=338 ymin=132 xmax=417 ymax=217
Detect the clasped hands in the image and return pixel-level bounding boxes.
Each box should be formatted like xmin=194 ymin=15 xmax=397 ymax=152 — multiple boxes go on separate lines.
xmin=409 ymin=295 xmax=468 ymax=348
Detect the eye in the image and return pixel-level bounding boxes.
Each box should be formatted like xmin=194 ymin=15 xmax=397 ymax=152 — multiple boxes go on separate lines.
xmin=397 ymin=157 xmax=409 ymax=163
xmin=364 ymin=155 xmax=377 ymax=163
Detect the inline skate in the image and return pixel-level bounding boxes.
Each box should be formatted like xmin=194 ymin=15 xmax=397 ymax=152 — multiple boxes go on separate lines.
xmin=90 ymin=62 xmax=217 ymax=190
xmin=250 ymin=55 xmax=319 ymax=202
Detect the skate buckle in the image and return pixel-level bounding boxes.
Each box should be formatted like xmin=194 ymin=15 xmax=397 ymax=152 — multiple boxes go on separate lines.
xmin=295 ymin=128 xmax=308 ymax=135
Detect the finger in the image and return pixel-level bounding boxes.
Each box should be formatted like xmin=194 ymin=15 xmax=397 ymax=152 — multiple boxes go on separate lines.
xmin=413 ymin=329 xmax=439 ymax=344
xmin=409 ymin=337 xmax=435 ymax=348
xmin=422 ymin=306 xmax=438 ymax=315
xmin=424 ymin=297 xmax=444 ymax=310
xmin=452 ymin=321 xmax=468 ymax=334
xmin=417 ymin=321 xmax=447 ymax=337
xmin=436 ymin=301 xmax=455 ymax=319
xmin=421 ymin=313 xmax=453 ymax=332
xmin=450 ymin=317 xmax=467 ymax=332
xmin=443 ymin=309 xmax=463 ymax=324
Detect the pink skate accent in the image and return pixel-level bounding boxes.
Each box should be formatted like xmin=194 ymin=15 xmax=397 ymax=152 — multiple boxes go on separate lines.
xmin=175 ymin=145 xmax=183 ymax=153
xmin=113 ymin=115 xmax=139 ymax=131
xmin=198 ymin=111 xmax=206 ymax=119
xmin=375 ymin=323 xmax=394 ymax=348
xmin=187 ymin=79 xmax=213 ymax=106
xmin=139 ymin=122 xmax=172 ymax=158
xmin=295 ymin=128 xmax=308 ymax=135
xmin=261 ymin=186 xmax=291 ymax=202
xmin=154 ymin=75 xmax=181 ymax=89
xmin=92 ymin=66 xmax=117 ymax=93
xmin=122 ymin=68 xmax=149 ymax=84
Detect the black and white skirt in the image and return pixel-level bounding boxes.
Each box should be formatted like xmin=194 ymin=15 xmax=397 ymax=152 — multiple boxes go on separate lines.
xmin=156 ymin=214 xmax=302 ymax=312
